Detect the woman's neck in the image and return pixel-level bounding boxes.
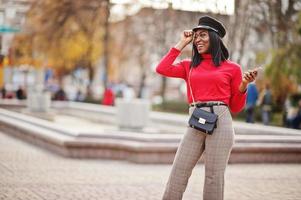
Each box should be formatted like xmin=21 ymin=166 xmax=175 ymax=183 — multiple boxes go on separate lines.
xmin=201 ymin=53 xmax=212 ymax=60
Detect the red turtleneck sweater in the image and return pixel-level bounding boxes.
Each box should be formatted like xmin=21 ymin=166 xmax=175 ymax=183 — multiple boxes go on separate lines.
xmin=156 ymin=47 xmax=246 ymax=113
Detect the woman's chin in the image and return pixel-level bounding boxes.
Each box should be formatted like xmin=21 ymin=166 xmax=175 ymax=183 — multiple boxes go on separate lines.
xmin=197 ymin=49 xmax=209 ymax=54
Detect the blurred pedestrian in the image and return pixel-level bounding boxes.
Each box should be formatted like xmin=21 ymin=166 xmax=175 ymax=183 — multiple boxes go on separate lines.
xmin=122 ymin=84 xmax=135 ymax=101
xmin=54 ymin=87 xmax=67 ymax=101
xmin=245 ymin=83 xmax=258 ymax=123
xmin=75 ymin=89 xmax=85 ymax=102
xmin=284 ymin=96 xmax=295 ymax=127
xmin=292 ymin=99 xmax=301 ymax=129
xmin=16 ymin=86 xmax=26 ymax=100
xmin=102 ymin=85 xmax=115 ymax=106
xmin=156 ymin=16 xmax=259 ymax=200
xmin=1 ymin=86 xmax=6 ymax=99
xmin=259 ymin=84 xmax=272 ymax=125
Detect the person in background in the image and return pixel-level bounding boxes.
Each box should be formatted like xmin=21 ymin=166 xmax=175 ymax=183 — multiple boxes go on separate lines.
xmin=292 ymin=99 xmax=301 ymax=129
xmin=1 ymin=86 xmax=6 ymax=99
xmin=284 ymin=96 xmax=295 ymax=127
xmin=54 ymin=86 xmax=67 ymax=101
xmin=245 ymin=83 xmax=258 ymax=123
xmin=123 ymin=84 xmax=136 ymax=101
xmin=102 ymin=85 xmax=115 ymax=106
xmin=259 ymin=84 xmax=272 ymax=125
xmin=75 ymin=89 xmax=85 ymax=102
xmin=16 ymin=86 xmax=26 ymax=100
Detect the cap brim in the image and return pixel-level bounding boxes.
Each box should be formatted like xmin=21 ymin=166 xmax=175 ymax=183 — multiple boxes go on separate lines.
xmin=192 ymin=25 xmax=218 ymax=33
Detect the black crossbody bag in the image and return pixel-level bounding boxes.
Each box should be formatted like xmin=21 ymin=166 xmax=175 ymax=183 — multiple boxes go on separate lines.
xmin=188 ymin=68 xmax=218 ymax=135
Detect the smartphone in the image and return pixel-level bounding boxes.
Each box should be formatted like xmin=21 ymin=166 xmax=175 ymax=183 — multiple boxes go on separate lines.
xmin=252 ymin=67 xmax=263 ymax=76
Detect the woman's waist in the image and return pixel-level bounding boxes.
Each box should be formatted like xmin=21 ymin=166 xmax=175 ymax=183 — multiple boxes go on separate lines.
xmin=188 ymin=101 xmax=230 ymax=117
xmin=189 ymin=101 xmax=228 ymax=108
xmin=188 ymin=96 xmax=230 ymax=106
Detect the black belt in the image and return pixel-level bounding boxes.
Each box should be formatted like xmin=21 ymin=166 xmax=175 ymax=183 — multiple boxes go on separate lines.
xmin=190 ymin=102 xmax=227 ymax=108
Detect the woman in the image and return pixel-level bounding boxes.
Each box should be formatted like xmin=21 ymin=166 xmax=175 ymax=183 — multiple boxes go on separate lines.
xmin=156 ymin=16 xmax=258 ymax=200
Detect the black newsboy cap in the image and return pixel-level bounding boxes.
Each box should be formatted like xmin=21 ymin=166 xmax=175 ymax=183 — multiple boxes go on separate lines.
xmin=192 ymin=16 xmax=226 ymax=38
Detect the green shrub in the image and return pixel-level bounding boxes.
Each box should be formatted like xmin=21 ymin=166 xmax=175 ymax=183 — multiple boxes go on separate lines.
xmin=152 ymin=100 xmax=188 ymax=114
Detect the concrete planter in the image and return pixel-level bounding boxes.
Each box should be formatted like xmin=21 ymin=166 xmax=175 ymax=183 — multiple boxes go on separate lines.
xmin=116 ymin=98 xmax=150 ymax=131
xmin=27 ymin=92 xmax=51 ymax=112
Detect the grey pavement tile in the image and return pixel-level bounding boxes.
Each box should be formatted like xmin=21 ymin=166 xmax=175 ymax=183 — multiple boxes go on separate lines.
xmin=0 ymin=187 xmax=44 ymax=200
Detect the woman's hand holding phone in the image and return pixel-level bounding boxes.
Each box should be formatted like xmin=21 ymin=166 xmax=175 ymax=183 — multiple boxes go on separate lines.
xmin=242 ymin=67 xmax=262 ymax=84
xmin=239 ymin=67 xmax=263 ymax=93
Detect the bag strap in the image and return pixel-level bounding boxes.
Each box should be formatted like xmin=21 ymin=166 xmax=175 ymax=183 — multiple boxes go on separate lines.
xmin=188 ymin=67 xmax=196 ymax=104
xmin=188 ymin=67 xmax=214 ymax=114
xmin=188 ymin=66 xmax=230 ymax=119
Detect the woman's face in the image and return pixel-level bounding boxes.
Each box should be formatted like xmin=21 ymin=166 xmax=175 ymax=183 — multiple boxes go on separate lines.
xmin=193 ymin=29 xmax=210 ymax=54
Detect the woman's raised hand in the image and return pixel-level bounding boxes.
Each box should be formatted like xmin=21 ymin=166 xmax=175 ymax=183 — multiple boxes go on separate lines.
xmin=175 ymin=30 xmax=194 ymax=51
xmin=182 ymin=30 xmax=194 ymax=45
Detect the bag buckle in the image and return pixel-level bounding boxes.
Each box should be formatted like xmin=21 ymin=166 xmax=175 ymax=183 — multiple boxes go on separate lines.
xmin=198 ymin=117 xmax=206 ymax=124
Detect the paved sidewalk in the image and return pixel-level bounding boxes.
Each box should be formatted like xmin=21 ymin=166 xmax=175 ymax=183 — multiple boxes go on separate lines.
xmin=1 ymin=131 xmax=301 ymax=200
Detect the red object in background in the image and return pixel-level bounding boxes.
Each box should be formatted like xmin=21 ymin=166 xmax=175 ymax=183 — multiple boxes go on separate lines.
xmin=8 ymin=48 xmax=13 ymax=65
xmin=102 ymin=88 xmax=115 ymax=106
xmin=0 ymin=54 xmax=4 ymax=68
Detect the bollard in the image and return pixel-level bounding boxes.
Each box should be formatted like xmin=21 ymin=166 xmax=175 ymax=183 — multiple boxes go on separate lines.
xmin=27 ymin=91 xmax=51 ymax=112
xmin=116 ymin=98 xmax=150 ymax=131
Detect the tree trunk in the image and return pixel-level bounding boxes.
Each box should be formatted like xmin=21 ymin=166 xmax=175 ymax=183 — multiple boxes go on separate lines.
xmin=103 ymin=0 xmax=110 ymax=88
xmin=87 ymin=61 xmax=94 ymax=84
xmin=158 ymin=8 xmax=169 ymax=103
xmin=137 ymin=69 xmax=146 ymax=98
xmin=160 ymin=77 xmax=167 ymax=102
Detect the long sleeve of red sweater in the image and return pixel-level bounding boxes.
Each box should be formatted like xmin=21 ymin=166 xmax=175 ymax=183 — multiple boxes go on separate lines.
xmin=156 ymin=47 xmax=247 ymax=113
xmin=156 ymin=48 xmax=188 ymax=80
xmin=229 ymin=66 xmax=247 ymax=113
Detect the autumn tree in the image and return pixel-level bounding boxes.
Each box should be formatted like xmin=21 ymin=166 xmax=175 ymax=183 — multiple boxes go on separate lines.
xmin=256 ymin=0 xmax=301 ymax=104
xmin=110 ymin=4 xmax=186 ymax=100
xmin=12 ymin=0 xmax=110 ymax=85
xmin=229 ymin=0 xmax=301 ymax=106
xmin=265 ymin=12 xmax=301 ymax=105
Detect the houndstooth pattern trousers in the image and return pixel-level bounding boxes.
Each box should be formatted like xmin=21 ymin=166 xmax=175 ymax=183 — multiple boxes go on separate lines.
xmin=162 ymin=105 xmax=235 ymax=200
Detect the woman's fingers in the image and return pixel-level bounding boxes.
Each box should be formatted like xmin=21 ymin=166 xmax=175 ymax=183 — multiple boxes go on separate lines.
xmin=243 ymin=66 xmax=262 ymax=84
xmin=244 ymin=72 xmax=251 ymax=79
xmin=244 ymin=67 xmax=261 ymax=82
xmin=243 ymin=72 xmax=254 ymax=83
xmin=247 ymin=70 xmax=256 ymax=79
xmin=181 ymin=30 xmax=194 ymax=45
xmin=184 ymin=30 xmax=193 ymax=37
